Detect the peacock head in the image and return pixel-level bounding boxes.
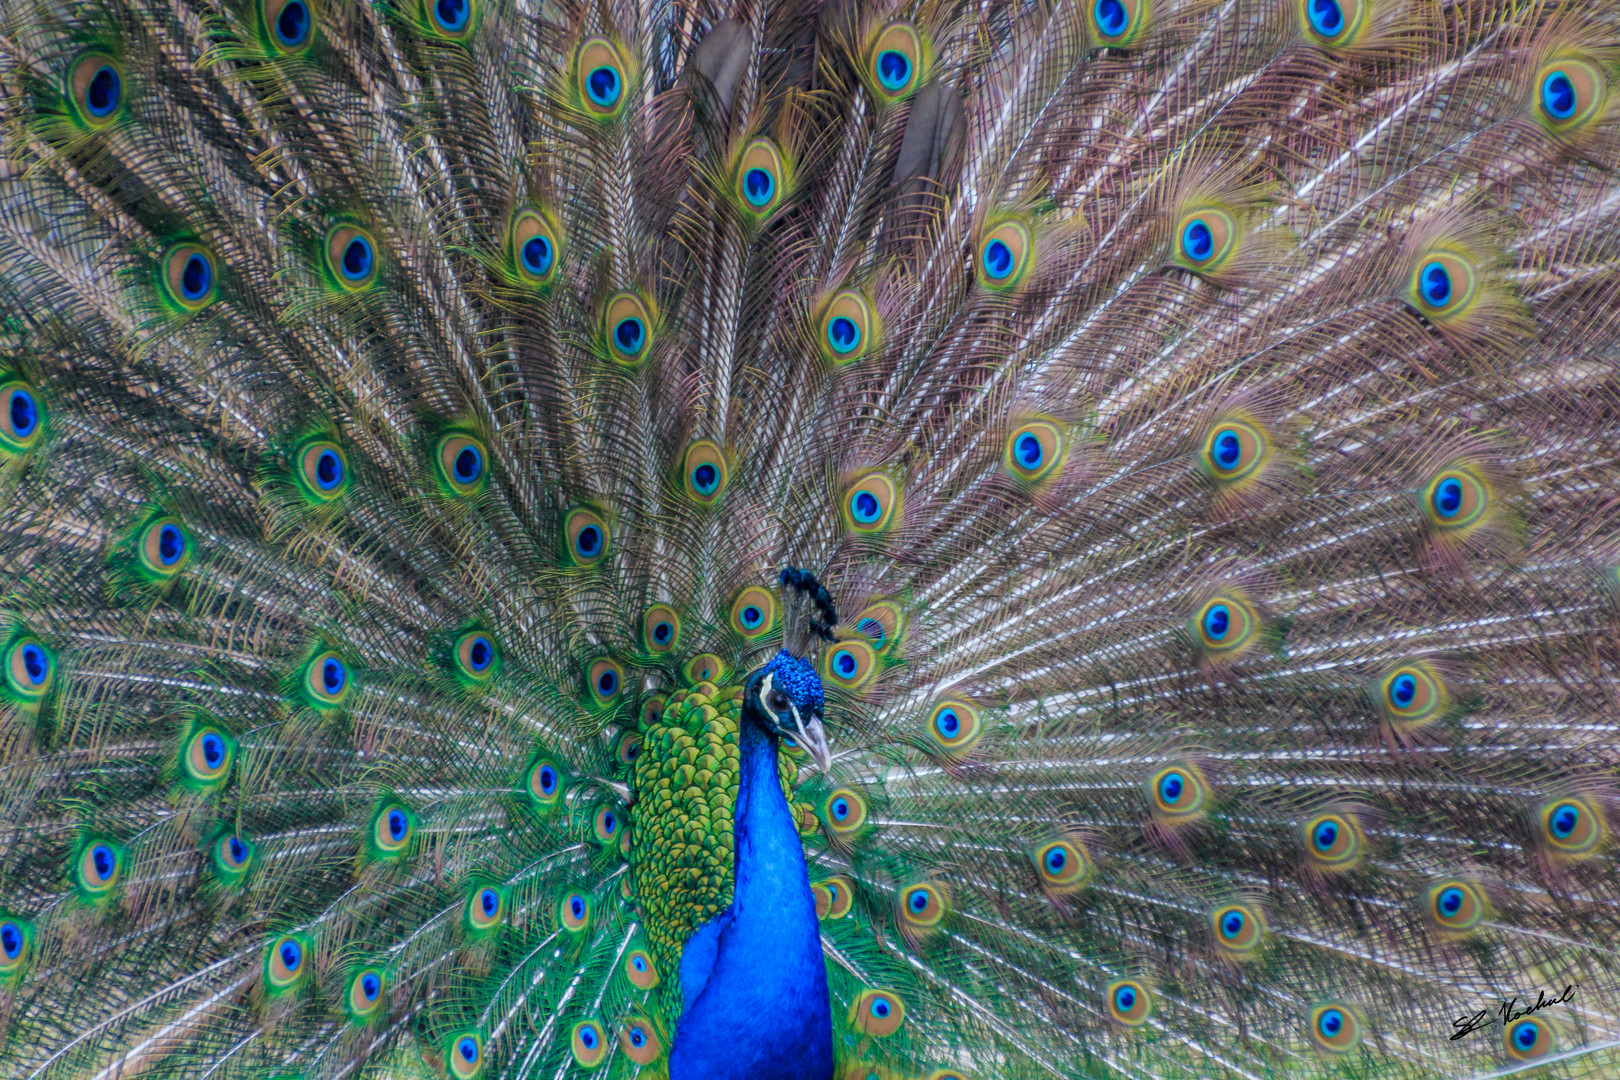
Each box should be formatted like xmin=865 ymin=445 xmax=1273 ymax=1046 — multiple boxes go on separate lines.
xmin=745 ymin=649 xmax=831 ymax=772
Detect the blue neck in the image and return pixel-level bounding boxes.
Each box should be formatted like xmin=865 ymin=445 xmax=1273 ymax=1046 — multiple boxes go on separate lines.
xmin=668 ymin=714 xmax=833 ymax=1080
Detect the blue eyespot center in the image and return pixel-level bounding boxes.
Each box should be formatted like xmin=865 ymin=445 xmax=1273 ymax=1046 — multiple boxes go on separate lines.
xmin=587 ymin=66 xmax=620 ymax=107
xmin=228 ymin=836 xmax=247 ymax=863
xmin=180 ymin=253 xmax=211 ymax=300
xmin=276 ymin=0 xmax=311 ymax=46
xmin=1432 ymin=476 xmax=1462 ymax=517
xmin=201 ymin=733 xmax=224 ymax=768
xmin=158 ymin=523 xmax=184 ymax=565
xmin=852 ymin=490 xmax=882 ymax=523
xmin=387 ymin=808 xmax=407 ymax=841
xmin=362 ymin=972 xmax=380 ymax=999
xmin=833 ymin=650 xmax=857 ymax=676
xmin=322 ymin=656 xmax=346 ymax=695
xmin=538 ymin=765 xmax=557 ymax=793
xmin=1182 ymin=219 xmax=1214 ymax=262
xmin=982 ymin=238 xmax=1014 ymax=279
xmin=579 ymin=1026 xmax=598 ymax=1048
xmin=9 ymin=390 xmax=38 ymax=437
xmin=20 ymin=643 xmax=47 ymax=685
xmin=1221 ymin=911 xmax=1245 ymax=938
xmin=1313 ymin=821 xmax=1339 ymax=851
xmin=576 ymin=524 xmax=602 ymax=556
xmin=480 ymin=888 xmax=498 ymax=916
xmin=0 ymin=922 xmax=20 ymax=958
xmin=908 ymin=889 xmax=930 ymax=912
xmin=1390 ymin=671 xmax=1418 ymax=707
xmin=1551 ymin=803 xmax=1579 ymax=838
xmin=1309 ymin=0 xmax=1344 ymax=37
xmin=629 ymin=1025 xmax=646 ymax=1046
xmin=877 ymin=49 xmax=911 ymax=90
xmin=1015 ymin=432 xmax=1043 ymax=468
xmin=691 ymin=462 xmax=719 ymax=494
xmin=1202 ymin=603 xmax=1230 ymax=640
xmin=1421 ymin=261 xmax=1451 ymax=307
xmin=597 ymin=669 xmax=618 ymax=695
xmin=1045 ymin=847 xmax=1066 ymax=873
xmin=1115 ymin=986 xmax=1136 ymax=1011
xmin=827 ymin=315 xmax=860 ymax=353
xmin=936 ymin=708 xmax=960 ymax=738
xmin=570 ymin=896 xmax=585 ymax=919
xmin=1542 ymin=71 xmax=1576 ymax=120
xmin=86 ymin=65 xmax=121 ymax=117
xmin=856 ymin=617 xmax=885 ymax=648
xmin=315 ymin=448 xmax=343 ymax=489
xmin=341 ymin=236 xmax=373 ymax=280
xmin=743 ymin=167 xmax=775 ymax=207
xmin=1319 ymin=1008 xmax=1344 ymax=1036
xmin=458 ymin=1036 xmax=478 ymax=1062
xmin=91 ymin=844 xmax=115 ymax=879
xmin=434 ymin=0 xmax=469 ymax=32
xmin=453 ymin=445 xmax=482 ymax=484
xmin=600 ymin=812 xmax=616 ymax=835
xmin=614 ymin=317 xmax=645 ymax=355
xmin=1514 ymin=1021 xmax=1538 ymax=1049
xmin=468 ymin=637 xmax=492 ymax=671
xmin=832 ymin=798 xmax=850 ymax=820
xmin=652 ymin=621 xmax=673 ymax=643
xmin=280 ymin=940 xmax=301 ymax=970
xmin=1159 ymin=772 xmax=1184 ymax=803
xmin=632 ymin=955 xmax=646 ymax=971
xmin=740 ymin=605 xmax=763 ymax=629
xmin=521 ymin=235 xmax=553 ymax=275
xmin=1438 ymin=886 xmax=1463 ymax=916
xmin=1212 ymin=429 xmax=1241 ymax=469
xmin=1094 ymin=0 xmax=1128 ymax=37
xmin=871 ymin=998 xmax=890 ymax=1018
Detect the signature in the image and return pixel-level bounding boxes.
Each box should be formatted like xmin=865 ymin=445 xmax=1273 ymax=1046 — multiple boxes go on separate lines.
xmin=1450 ymin=985 xmax=1576 ymax=1040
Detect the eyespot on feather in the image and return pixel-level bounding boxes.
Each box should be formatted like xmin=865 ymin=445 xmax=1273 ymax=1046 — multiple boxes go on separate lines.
xmin=852 ymin=601 xmax=903 ymax=654
xmin=370 ymin=803 xmax=415 ymax=858
xmin=925 ymin=700 xmax=984 ymax=756
xmin=1148 ymin=764 xmax=1208 ymax=821
xmin=615 ymin=731 xmax=643 ymax=767
xmin=642 ymin=605 xmax=681 ymax=654
xmin=1089 ymin=0 xmax=1147 ymax=44
xmin=618 ymin=1016 xmax=664 ymax=1064
xmin=730 ymin=586 xmax=778 ymax=638
xmin=1201 ymin=418 xmax=1268 ymax=485
xmin=182 ymin=726 xmax=234 ymax=787
xmin=850 ymin=989 xmax=905 ymax=1037
xmin=525 ymin=757 xmax=564 ymax=806
xmin=1310 ymin=1003 xmax=1363 ymax=1053
xmin=1421 ymin=465 xmax=1490 ymax=533
xmin=0 ymin=914 xmax=35 ymax=981
xmin=821 ymin=639 xmax=877 ymax=692
xmin=823 ymin=788 xmax=869 ymax=835
xmin=0 ymin=381 xmax=45 ymax=455
xmin=1425 ymin=879 xmax=1487 ymax=935
xmin=510 ymin=208 xmax=561 ymax=286
xmin=436 ymin=433 xmax=488 ymax=496
xmin=211 ymin=830 xmax=255 ymax=882
xmin=1004 ymin=420 xmax=1065 ymax=484
xmin=1033 ymin=835 xmax=1092 ymax=893
xmin=570 ymin=1019 xmax=607 ymax=1066
xmin=591 ymin=803 xmax=622 ymax=844
xmin=5 ymin=637 xmax=55 ymax=701
xmin=1106 ymin=979 xmax=1152 ymax=1026
xmin=586 ymin=658 xmax=625 ymax=707
xmin=465 ymin=885 xmax=506 ymax=931
xmin=295 ymin=440 xmax=349 ymax=502
xmin=447 ymin=1031 xmax=484 ymax=1079
xmin=1302 ymin=812 xmax=1364 ymax=870
xmin=262 ymin=0 xmax=316 ymax=52
xmin=302 ymin=650 xmax=351 ymax=708
xmin=563 ymin=507 xmax=610 ymax=566
xmin=683 ymin=653 xmax=728 ymax=686
xmin=324 ymin=225 xmax=378 ymax=289
xmin=841 ymin=472 xmax=900 ymax=534
xmin=624 ymin=948 xmax=660 ymax=988
xmin=603 ymin=292 xmax=654 ymax=363
xmin=161 ymin=243 xmax=218 ymax=311
xmin=1374 ymin=661 xmax=1447 ymax=728
xmin=897 ymin=880 xmax=948 ymax=938
xmin=558 ymin=890 xmax=592 ymax=932
xmin=867 ymin=22 xmax=926 ymax=101
xmin=1190 ymin=595 xmax=1257 ymax=656
xmin=976 ymin=219 xmax=1033 ymax=290
xmin=1504 ymin=1015 xmax=1557 ymax=1062
xmin=1406 ymin=251 xmax=1479 ymax=321
xmin=681 ymin=440 xmax=728 ymax=503
xmin=735 ymin=138 xmax=788 ymax=218
xmin=1534 ymin=58 xmax=1606 ymax=133
xmin=818 ymin=290 xmax=877 ymax=366
xmin=138 ymin=516 xmax=192 ymax=578
xmin=346 ymin=966 xmax=386 ymax=1021
xmin=575 ymin=38 xmax=628 ymax=119
xmin=421 ymin=0 xmax=474 ymax=39
xmin=813 ymin=876 xmax=856 ymax=919
xmin=1173 ymin=208 xmax=1237 ymax=271
xmin=1538 ymin=797 xmax=1603 ymax=857
xmin=264 ymin=933 xmax=310 ymax=991
xmin=74 ymin=840 xmax=123 ymax=896
xmin=1298 ymin=0 xmax=1365 ymax=47
xmin=1210 ymin=902 xmax=1265 ymax=956
xmin=454 ymin=630 xmax=500 ymax=682
xmin=638 ymin=694 xmax=667 ymax=728
xmin=69 ymin=53 xmax=124 ymax=127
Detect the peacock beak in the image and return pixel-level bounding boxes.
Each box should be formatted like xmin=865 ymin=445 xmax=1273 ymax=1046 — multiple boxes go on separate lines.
xmin=796 ymin=714 xmax=832 ymax=774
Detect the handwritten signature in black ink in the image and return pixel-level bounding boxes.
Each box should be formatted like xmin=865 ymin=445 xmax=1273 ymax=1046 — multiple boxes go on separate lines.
xmin=1450 ymin=985 xmax=1576 ymax=1041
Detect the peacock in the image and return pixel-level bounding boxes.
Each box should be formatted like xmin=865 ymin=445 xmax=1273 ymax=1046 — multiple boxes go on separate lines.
xmin=0 ymin=0 xmax=1618 ymax=1074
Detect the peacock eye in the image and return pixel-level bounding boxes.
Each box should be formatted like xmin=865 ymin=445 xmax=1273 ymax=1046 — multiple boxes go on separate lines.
xmin=767 ymin=689 xmax=789 ymax=712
